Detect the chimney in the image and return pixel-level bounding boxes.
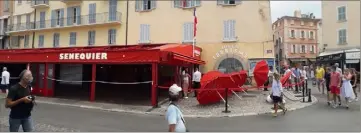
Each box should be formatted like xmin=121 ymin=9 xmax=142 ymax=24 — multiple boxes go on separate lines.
xmin=294 ymin=10 xmax=302 ymax=18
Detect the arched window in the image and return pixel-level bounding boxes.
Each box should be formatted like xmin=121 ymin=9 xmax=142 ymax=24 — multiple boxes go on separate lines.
xmin=217 ymin=58 xmax=244 ymax=74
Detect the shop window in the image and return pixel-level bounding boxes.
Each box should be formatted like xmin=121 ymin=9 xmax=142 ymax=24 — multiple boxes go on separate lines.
xmin=217 ymin=58 xmax=243 ymax=74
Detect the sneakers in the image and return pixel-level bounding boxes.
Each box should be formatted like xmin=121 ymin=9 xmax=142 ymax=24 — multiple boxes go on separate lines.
xmin=272 ymin=113 xmax=277 ymax=117
xmin=283 ymin=108 xmax=287 ymax=115
xmin=327 ymin=101 xmax=331 ymax=106
xmin=355 ymin=97 xmax=359 ymax=101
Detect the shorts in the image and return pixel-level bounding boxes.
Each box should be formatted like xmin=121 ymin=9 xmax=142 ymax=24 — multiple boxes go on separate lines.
xmin=272 ymin=96 xmax=283 ymax=104
xmin=330 ymin=86 xmax=340 ymax=94
xmin=0 ymin=84 xmax=8 ymax=91
xmin=192 ymin=82 xmax=200 ymax=89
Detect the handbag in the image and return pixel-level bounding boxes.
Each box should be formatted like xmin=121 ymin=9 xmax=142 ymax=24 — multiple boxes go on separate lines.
xmin=170 ymin=103 xmax=189 ymax=132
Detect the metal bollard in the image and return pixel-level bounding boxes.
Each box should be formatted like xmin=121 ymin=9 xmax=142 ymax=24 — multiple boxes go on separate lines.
xmin=222 ymin=88 xmax=231 ymax=113
xmin=307 ymin=88 xmax=312 ymax=102
xmin=302 ymin=83 xmax=305 ymax=102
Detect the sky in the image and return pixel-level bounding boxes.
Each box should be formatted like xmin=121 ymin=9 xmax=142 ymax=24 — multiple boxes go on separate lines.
xmin=270 ymin=1 xmax=322 ymax=22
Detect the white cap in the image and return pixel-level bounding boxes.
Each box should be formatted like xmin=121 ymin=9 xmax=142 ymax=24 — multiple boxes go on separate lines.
xmin=169 ymin=84 xmax=182 ymax=95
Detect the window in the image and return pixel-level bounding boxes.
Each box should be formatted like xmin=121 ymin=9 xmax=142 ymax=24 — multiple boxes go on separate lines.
xmin=301 ymin=45 xmax=305 ymax=53
xmin=18 ymin=0 xmax=22 ymax=4
xmin=88 ymin=30 xmax=96 ymax=46
xmin=135 ymin=0 xmax=156 ymax=12
xmin=109 ymin=0 xmax=117 ymax=21
xmin=309 ymin=31 xmax=314 ymax=39
xmin=174 ymin=0 xmax=201 ymax=8
xmin=38 ymin=35 xmax=44 ymax=48
xmin=183 ymin=22 xmax=194 ymax=42
xmin=51 ymin=9 xmax=64 ymax=27
xmin=108 ymin=29 xmax=116 ymax=45
xmin=40 ymin=12 xmax=46 ymax=28
xmin=223 ymin=20 xmax=236 ymax=41
xmin=290 ymin=19 xmax=294 ymax=25
xmin=338 ymin=6 xmax=346 ymax=21
xmin=289 ymin=30 xmax=295 ymax=38
xmin=338 ymin=29 xmax=347 ymax=44
xmin=309 ymin=22 xmax=314 ymax=26
xmin=217 ymin=58 xmax=243 ymax=74
xmin=217 ymin=0 xmax=241 ymax=5
xmin=67 ymin=6 xmax=81 ymax=26
xmin=53 ymin=33 xmax=60 ymax=47
xmin=16 ymin=15 xmax=21 ymax=31
xmin=310 ymin=45 xmax=315 ymax=53
xmin=300 ymin=21 xmax=304 ymax=25
xmin=69 ymin=32 xmax=76 ymax=46
xmin=89 ymin=3 xmax=96 ymax=24
xmin=24 ymin=35 xmax=29 ymax=48
xmin=4 ymin=1 xmax=10 ymax=11
xmin=139 ymin=24 xmax=150 ymax=43
xmin=292 ymin=44 xmax=296 ymax=53
xmin=26 ymin=14 xmax=31 ymax=29
xmin=301 ymin=31 xmax=305 ymax=38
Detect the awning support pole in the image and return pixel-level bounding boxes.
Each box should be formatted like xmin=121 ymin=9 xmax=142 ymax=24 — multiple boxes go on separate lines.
xmin=43 ymin=63 xmax=48 ymax=97
xmin=151 ymin=63 xmax=158 ymax=107
xmin=90 ymin=64 xmax=96 ymax=102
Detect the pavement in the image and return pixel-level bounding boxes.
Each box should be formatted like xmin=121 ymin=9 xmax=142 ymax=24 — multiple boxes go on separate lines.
xmin=0 ymin=84 xmax=360 ymax=132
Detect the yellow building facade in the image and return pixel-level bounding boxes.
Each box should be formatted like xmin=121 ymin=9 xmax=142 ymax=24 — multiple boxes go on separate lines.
xmin=7 ymin=0 xmax=274 ymax=74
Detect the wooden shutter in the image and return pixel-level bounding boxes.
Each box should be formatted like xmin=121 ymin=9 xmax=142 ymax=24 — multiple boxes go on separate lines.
xmin=40 ymin=12 xmax=45 ymax=28
xmin=51 ymin=10 xmax=56 ymax=27
xmin=235 ymin=0 xmax=241 ymax=4
xmin=174 ymin=0 xmax=181 ymax=8
xmin=76 ymin=6 xmax=81 ymax=24
xmin=60 ymin=9 xmax=64 ymax=27
xmin=145 ymin=25 xmax=150 ymax=42
xmin=230 ymin=20 xmax=236 ymax=40
xmin=223 ymin=20 xmax=229 ymax=40
xmin=135 ymin=1 xmax=142 ymax=11
xmin=195 ymin=0 xmax=201 ymax=6
xmin=217 ymin=0 xmax=223 ymax=5
xmin=151 ymin=0 xmax=156 ymax=9
xmin=67 ymin=7 xmax=73 ymax=26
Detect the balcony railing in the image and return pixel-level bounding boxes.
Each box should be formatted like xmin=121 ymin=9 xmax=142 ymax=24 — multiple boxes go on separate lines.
xmin=31 ymin=0 xmax=50 ymax=8
xmin=7 ymin=12 xmax=121 ymax=32
xmin=61 ymin=0 xmax=82 ymax=4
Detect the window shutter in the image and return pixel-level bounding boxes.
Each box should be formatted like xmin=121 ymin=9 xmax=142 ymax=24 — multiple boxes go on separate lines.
xmin=313 ymin=31 xmax=316 ymax=40
xmin=74 ymin=32 xmax=77 ymax=46
xmin=108 ymin=29 xmax=111 ymax=44
xmin=235 ymin=0 xmax=241 ymax=4
xmin=139 ymin=24 xmax=143 ymax=43
xmin=174 ymin=0 xmax=181 ymax=8
xmin=151 ymin=0 xmax=156 ymax=9
xmin=40 ymin=12 xmax=45 ymax=28
xmin=217 ymin=0 xmax=223 ymax=5
xmin=51 ymin=10 xmax=56 ymax=27
xmin=223 ymin=20 xmax=229 ymax=40
xmin=24 ymin=35 xmax=29 ymax=48
xmin=230 ymin=20 xmax=236 ymax=40
xmin=135 ymin=1 xmax=141 ymax=11
xmin=76 ymin=6 xmax=81 ymax=24
xmin=89 ymin=3 xmax=96 ymax=24
xmin=60 ymin=9 xmax=64 ymax=27
xmin=291 ymin=44 xmax=294 ymax=53
xmin=92 ymin=31 xmax=96 ymax=45
xmin=88 ymin=31 xmax=91 ymax=45
xmin=26 ymin=14 xmax=30 ymax=29
xmin=113 ymin=29 xmax=117 ymax=44
xmin=195 ymin=0 xmax=201 ymax=6
xmin=67 ymin=7 xmax=73 ymax=26
xmin=182 ymin=23 xmax=186 ymax=42
xmin=288 ymin=30 xmax=292 ymax=37
xmin=146 ymin=25 xmax=150 ymax=42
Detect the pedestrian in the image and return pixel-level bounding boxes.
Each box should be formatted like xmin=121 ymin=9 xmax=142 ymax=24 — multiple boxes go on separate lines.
xmin=284 ymin=66 xmax=294 ymax=90
xmin=329 ymin=65 xmax=342 ymax=108
xmin=349 ymin=68 xmax=358 ymax=101
xmin=264 ymin=66 xmax=273 ymax=91
xmin=341 ymin=69 xmax=356 ymax=109
xmin=310 ymin=67 xmax=316 ymax=86
xmin=334 ymin=63 xmax=342 ymax=74
xmin=324 ymin=67 xmax=332 ymax=105
xmin=192 ymin=67 xmax=201 ymax=97
xmin=300 ymin=66 xmax=308 ymax=93
xmin=293 ymin=65 xmax=301 ymax=93
xmin=181 ymin=68 xmax=190 ymax=99
xmin=271 ymin=72 xmax=287 ymax=117
xmin=316 ymin=65 xmax=325 ymax=94
xmin=5 ymin=69 xmax=35 ymax=132
xmin=1 ymin=67 xmax=10 ymax=94
xmin=166 ymin=84 xmax=188 ymax=132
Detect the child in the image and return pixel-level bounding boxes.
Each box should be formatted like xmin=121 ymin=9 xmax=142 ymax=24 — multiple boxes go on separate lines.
xmin=271 ymin=72 xmax=287 ymax=117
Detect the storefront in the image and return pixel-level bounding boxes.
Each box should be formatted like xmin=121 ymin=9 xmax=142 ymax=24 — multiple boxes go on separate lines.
xmin=317 ymin=49 xmax=360 ymax=71
xmin=345 ymin=50 xmax=360 ymax=71
xmin=197 ymin=42 xmax=274 ymax=75
xmin=0 ymin=44 xmax=204 ymax=107
xmin=316 ymin=52 xmax=345 ymax=69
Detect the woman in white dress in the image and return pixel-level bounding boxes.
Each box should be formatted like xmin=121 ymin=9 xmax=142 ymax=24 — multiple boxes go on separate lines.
xmin=341 ymin=69 xmax=355 ymax=109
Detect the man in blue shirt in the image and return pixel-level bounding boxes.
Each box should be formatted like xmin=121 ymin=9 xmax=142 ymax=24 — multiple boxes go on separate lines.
xmin=293 ymin=66 xmax=301 ymax=93
xmin=166 ymin=84 xmax=187 ymax=132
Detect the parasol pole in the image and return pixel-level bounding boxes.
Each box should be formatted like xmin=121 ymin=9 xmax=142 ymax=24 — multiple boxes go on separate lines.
xmin=216 ymin=91 xmax=229 ymax=107
xmin=231 ymin=90 xmax=242 ymax=100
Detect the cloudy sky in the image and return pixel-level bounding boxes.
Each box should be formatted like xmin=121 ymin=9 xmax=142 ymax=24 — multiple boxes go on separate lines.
xmin=270 ymin=1 xmax=322 ymax=22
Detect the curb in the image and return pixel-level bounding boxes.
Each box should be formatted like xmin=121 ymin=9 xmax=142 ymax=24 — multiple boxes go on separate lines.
xmin=0 ymin=94 xmax=318 ymax=118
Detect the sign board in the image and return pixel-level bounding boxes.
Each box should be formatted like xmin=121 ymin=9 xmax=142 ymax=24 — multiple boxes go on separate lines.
xmin=212 ymin=45 xmax=248 ymax=60
xmin=59 ymin=52 xmax=108 ymax=60
xmin=345 ymin=52 xmax=360 ymax=60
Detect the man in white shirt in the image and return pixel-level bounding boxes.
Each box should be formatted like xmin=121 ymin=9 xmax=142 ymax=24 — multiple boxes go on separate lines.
xmin=192 ymin=67 xmax=201 ymax=97
xmin=284 ymin=66 xmax=295 ymax=90
xmin=334 ymin=63 xmax=342 ymax=74
xmin=1 ymin=67 xmax=10 ymax=94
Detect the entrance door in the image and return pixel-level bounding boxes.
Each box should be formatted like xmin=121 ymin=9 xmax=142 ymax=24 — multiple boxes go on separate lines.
xmin=47 ymin=64 xmax=55 ymax=96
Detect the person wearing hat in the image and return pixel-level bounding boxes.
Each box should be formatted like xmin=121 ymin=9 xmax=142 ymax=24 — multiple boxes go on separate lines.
xmin=5 ymin=69 xmax=35 ymax=132
xmin=166 ymin=84 xmax=188 ymax=132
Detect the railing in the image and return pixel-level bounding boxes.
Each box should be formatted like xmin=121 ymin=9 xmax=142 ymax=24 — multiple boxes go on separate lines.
xmin=31 ymin=0 xmax=49 ymax=7
xmin=6 ymin=12 xmax=121 ymax=32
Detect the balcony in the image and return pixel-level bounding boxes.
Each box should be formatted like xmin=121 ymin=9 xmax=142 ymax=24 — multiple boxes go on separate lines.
xmin=31 ymin=0 xmax=49 ymax=9
xmin=61 ymin=0 xmax=82 ymax=4
xmin=6 ymin=12 xmax=122 ymax=33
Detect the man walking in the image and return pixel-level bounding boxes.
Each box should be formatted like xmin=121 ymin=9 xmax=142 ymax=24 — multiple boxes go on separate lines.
xmin=5 ymin=69 xmax=35 ymax=132
xmin=293 ymin=66 xmax=301 ymax=93
xmin=192 ymin=67 xmax=201 ymax=97
xmin=315 ymin=65 xmax=325 ymax=94
xmin=329 ymin=66 xmax=342 ymax=108
xmin=166 ymin=84 xmax=188 ymax=132
xmin=1 ymin=67 xmax=10 ymax=94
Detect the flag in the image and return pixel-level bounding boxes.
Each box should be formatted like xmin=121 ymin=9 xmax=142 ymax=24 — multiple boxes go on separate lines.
xmin=193 ymin=8 xmax=197 ymax=38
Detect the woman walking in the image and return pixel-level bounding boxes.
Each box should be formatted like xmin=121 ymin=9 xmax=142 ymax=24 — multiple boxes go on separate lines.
xmin=271 ymin=72 xmax=287 ymax=117
xmin=181 ymin=68 xmax=191 ymax=99
xmin=350 ymin=68 xmax=358 ymax=101
xmin=341 ymin=69 xmax=355 ymax=109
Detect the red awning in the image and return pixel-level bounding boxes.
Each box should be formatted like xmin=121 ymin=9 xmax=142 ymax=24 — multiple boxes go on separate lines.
xmin=0 ymin=44 xmax=205 ymax=65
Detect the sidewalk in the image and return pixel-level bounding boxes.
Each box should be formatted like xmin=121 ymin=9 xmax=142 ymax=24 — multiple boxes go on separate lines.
xmin=0 ymin=88 xmax=318 ymax=118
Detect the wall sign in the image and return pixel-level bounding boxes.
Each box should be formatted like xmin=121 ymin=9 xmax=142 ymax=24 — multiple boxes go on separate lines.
xmin=59 ymin=52 xmax=108 ymax=60
xmin=212 ymin=45 xmax=248 ymax=60
xmin=346 ymin=52 xmax=360 ymax=59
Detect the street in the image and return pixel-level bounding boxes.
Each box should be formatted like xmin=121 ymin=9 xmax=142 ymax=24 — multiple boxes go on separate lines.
xmin=0 ymin=88 xmax=360 ymax=132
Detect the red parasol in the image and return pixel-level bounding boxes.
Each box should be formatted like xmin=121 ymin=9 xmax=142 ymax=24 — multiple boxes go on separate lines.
xmin=197 ymin=74 xmax=237 ymax=105
xmin=227 ymin=71 xmax=248 ymax=92
xmin=200 ymin=71 xmax=222 ymax=84
xmin=281 ymin=71 xmax=292 ymax=86
xmin=253 ymin=60 xmax=269 ymax=87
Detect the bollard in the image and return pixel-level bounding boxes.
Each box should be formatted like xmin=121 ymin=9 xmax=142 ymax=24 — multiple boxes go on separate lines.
xmin=307 ymin=88 xmax=312 ymax=102
xmin=302 ymin=83 xmax=305 ymax=102
xmin=222 ymin=88 xmax=231 ymax=113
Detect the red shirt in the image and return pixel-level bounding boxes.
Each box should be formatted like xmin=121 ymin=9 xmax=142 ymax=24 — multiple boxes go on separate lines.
xmin=330 ymin=72 xmax=340 ymax=87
